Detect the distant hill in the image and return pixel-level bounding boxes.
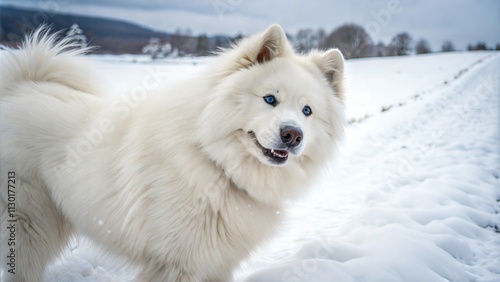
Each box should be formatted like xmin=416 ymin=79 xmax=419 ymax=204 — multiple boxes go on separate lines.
xmin=0 ymin=6 xmax=231 ymax=54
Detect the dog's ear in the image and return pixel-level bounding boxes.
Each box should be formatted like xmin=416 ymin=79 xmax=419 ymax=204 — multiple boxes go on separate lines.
xmin=254 ymin=24 xmax=288 ymax=64
xmin=311 ymin=49 xmax=345 ymax=99
xmin=212 ymin=24 xmax=291 ymax=78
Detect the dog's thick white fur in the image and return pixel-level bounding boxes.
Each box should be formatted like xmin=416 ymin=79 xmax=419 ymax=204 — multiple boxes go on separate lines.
xmin=0 ymin=25 xmax=345 ymax=281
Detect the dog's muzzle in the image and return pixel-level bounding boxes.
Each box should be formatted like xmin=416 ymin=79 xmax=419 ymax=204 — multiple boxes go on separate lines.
xmin=248 ymin=126 xmax=304 ymax=165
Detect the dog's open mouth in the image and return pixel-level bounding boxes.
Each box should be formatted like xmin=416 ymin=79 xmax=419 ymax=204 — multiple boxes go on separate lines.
xmin=248 ymin=131 xmax=288 ymax=164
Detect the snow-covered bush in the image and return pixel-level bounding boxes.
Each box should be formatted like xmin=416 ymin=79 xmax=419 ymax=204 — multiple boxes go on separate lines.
xmin=65 ymin=23 xmax=88 ymax=48
xmin=142 ymin=38 xmax=175 ymax=59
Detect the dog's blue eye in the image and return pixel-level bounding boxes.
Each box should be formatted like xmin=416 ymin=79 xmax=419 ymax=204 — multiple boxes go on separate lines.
xmin=263 ymin=95 xmax=277 ymax=106
xmin=302 ymin=105 xmax=312 ymax=116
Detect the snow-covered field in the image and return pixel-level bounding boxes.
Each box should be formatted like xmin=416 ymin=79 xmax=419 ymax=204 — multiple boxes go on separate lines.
xmin=21 ymin=51 xmax=500 ymax=281
xmin=238 ymin=52 xmax=500 ymax=282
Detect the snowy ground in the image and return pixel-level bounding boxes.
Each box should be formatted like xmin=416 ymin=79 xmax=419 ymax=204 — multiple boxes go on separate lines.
xmin=17 ymin=51 xmax=500 ymax=281
xmin=237 ymin=52 xmax=500 ymax=282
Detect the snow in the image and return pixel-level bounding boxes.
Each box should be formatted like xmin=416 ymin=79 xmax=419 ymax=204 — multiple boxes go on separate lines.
xmin=344 ymin=52 xmax=496 ymax=120
xmin=235 ymin=52 xmax=500 ymax=282
xmin=6 ymin=51 xmax=500 ymax=281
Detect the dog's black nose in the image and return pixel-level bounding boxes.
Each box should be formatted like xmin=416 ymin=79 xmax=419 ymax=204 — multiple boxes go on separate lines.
xmin=280 ymin=126 xmax=303 ymax=148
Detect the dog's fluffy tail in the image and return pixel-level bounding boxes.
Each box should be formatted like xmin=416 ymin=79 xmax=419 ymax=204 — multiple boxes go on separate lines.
xmin=0 ymin=26 xmax=99 ymax=96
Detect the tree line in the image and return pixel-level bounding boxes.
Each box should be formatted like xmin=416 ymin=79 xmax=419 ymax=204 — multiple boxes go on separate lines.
xmin=52 ymin=21 xmax=500 ymax=59
xmin=161 ymin=22 xmax=499 ymax=59
xmin=2 ymin=6 xmax=498 ymax=57
xmin=292 ymin=23 xmax=499 ymax=59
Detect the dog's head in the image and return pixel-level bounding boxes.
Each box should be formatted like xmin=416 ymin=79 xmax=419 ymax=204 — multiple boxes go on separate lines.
xmin=197 ymin=24 xmax=345 ymax=203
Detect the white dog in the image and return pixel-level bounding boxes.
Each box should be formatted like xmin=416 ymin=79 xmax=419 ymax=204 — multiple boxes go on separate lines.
xmin=0 ymin=24 xmax=345 ymax=281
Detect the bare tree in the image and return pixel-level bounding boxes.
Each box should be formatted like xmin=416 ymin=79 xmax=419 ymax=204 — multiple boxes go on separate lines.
xmin=320 ymin=23 xmax=373 ymax=59
xmin=373 ymin=41 xmax=386 ymax=57
xmin=390 ymin=32 xmax=413 ymax=56
xmin=385 ymin=44 xmax=398 ymax=56
xmin=468 ymin=42 xmax=489 ymax=51
xmin=415 ymin=39 xmax=432 ymax=54
xmin=196 ymin=34 xmax=209 ymax=56
xmin=441 ymin=40 xmax=455 ymax=52
xmin=294 ymin=28 xmax=326 ymax=52
xmin=170 ymin=28 xmax=195 ymax=56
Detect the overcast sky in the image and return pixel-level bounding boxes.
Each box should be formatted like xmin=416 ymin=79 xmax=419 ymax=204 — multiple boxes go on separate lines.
xmin=3 ymin=0 xmax=499 ymax=50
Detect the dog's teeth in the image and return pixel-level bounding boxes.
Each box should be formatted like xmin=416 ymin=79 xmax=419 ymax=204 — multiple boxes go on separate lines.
xmin=271 ymin=149 xmax=275 ymax=154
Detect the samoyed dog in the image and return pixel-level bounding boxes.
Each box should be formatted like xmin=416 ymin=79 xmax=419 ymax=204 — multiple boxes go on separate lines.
xmin=0 ymin=24 xmax=345 ymax=281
